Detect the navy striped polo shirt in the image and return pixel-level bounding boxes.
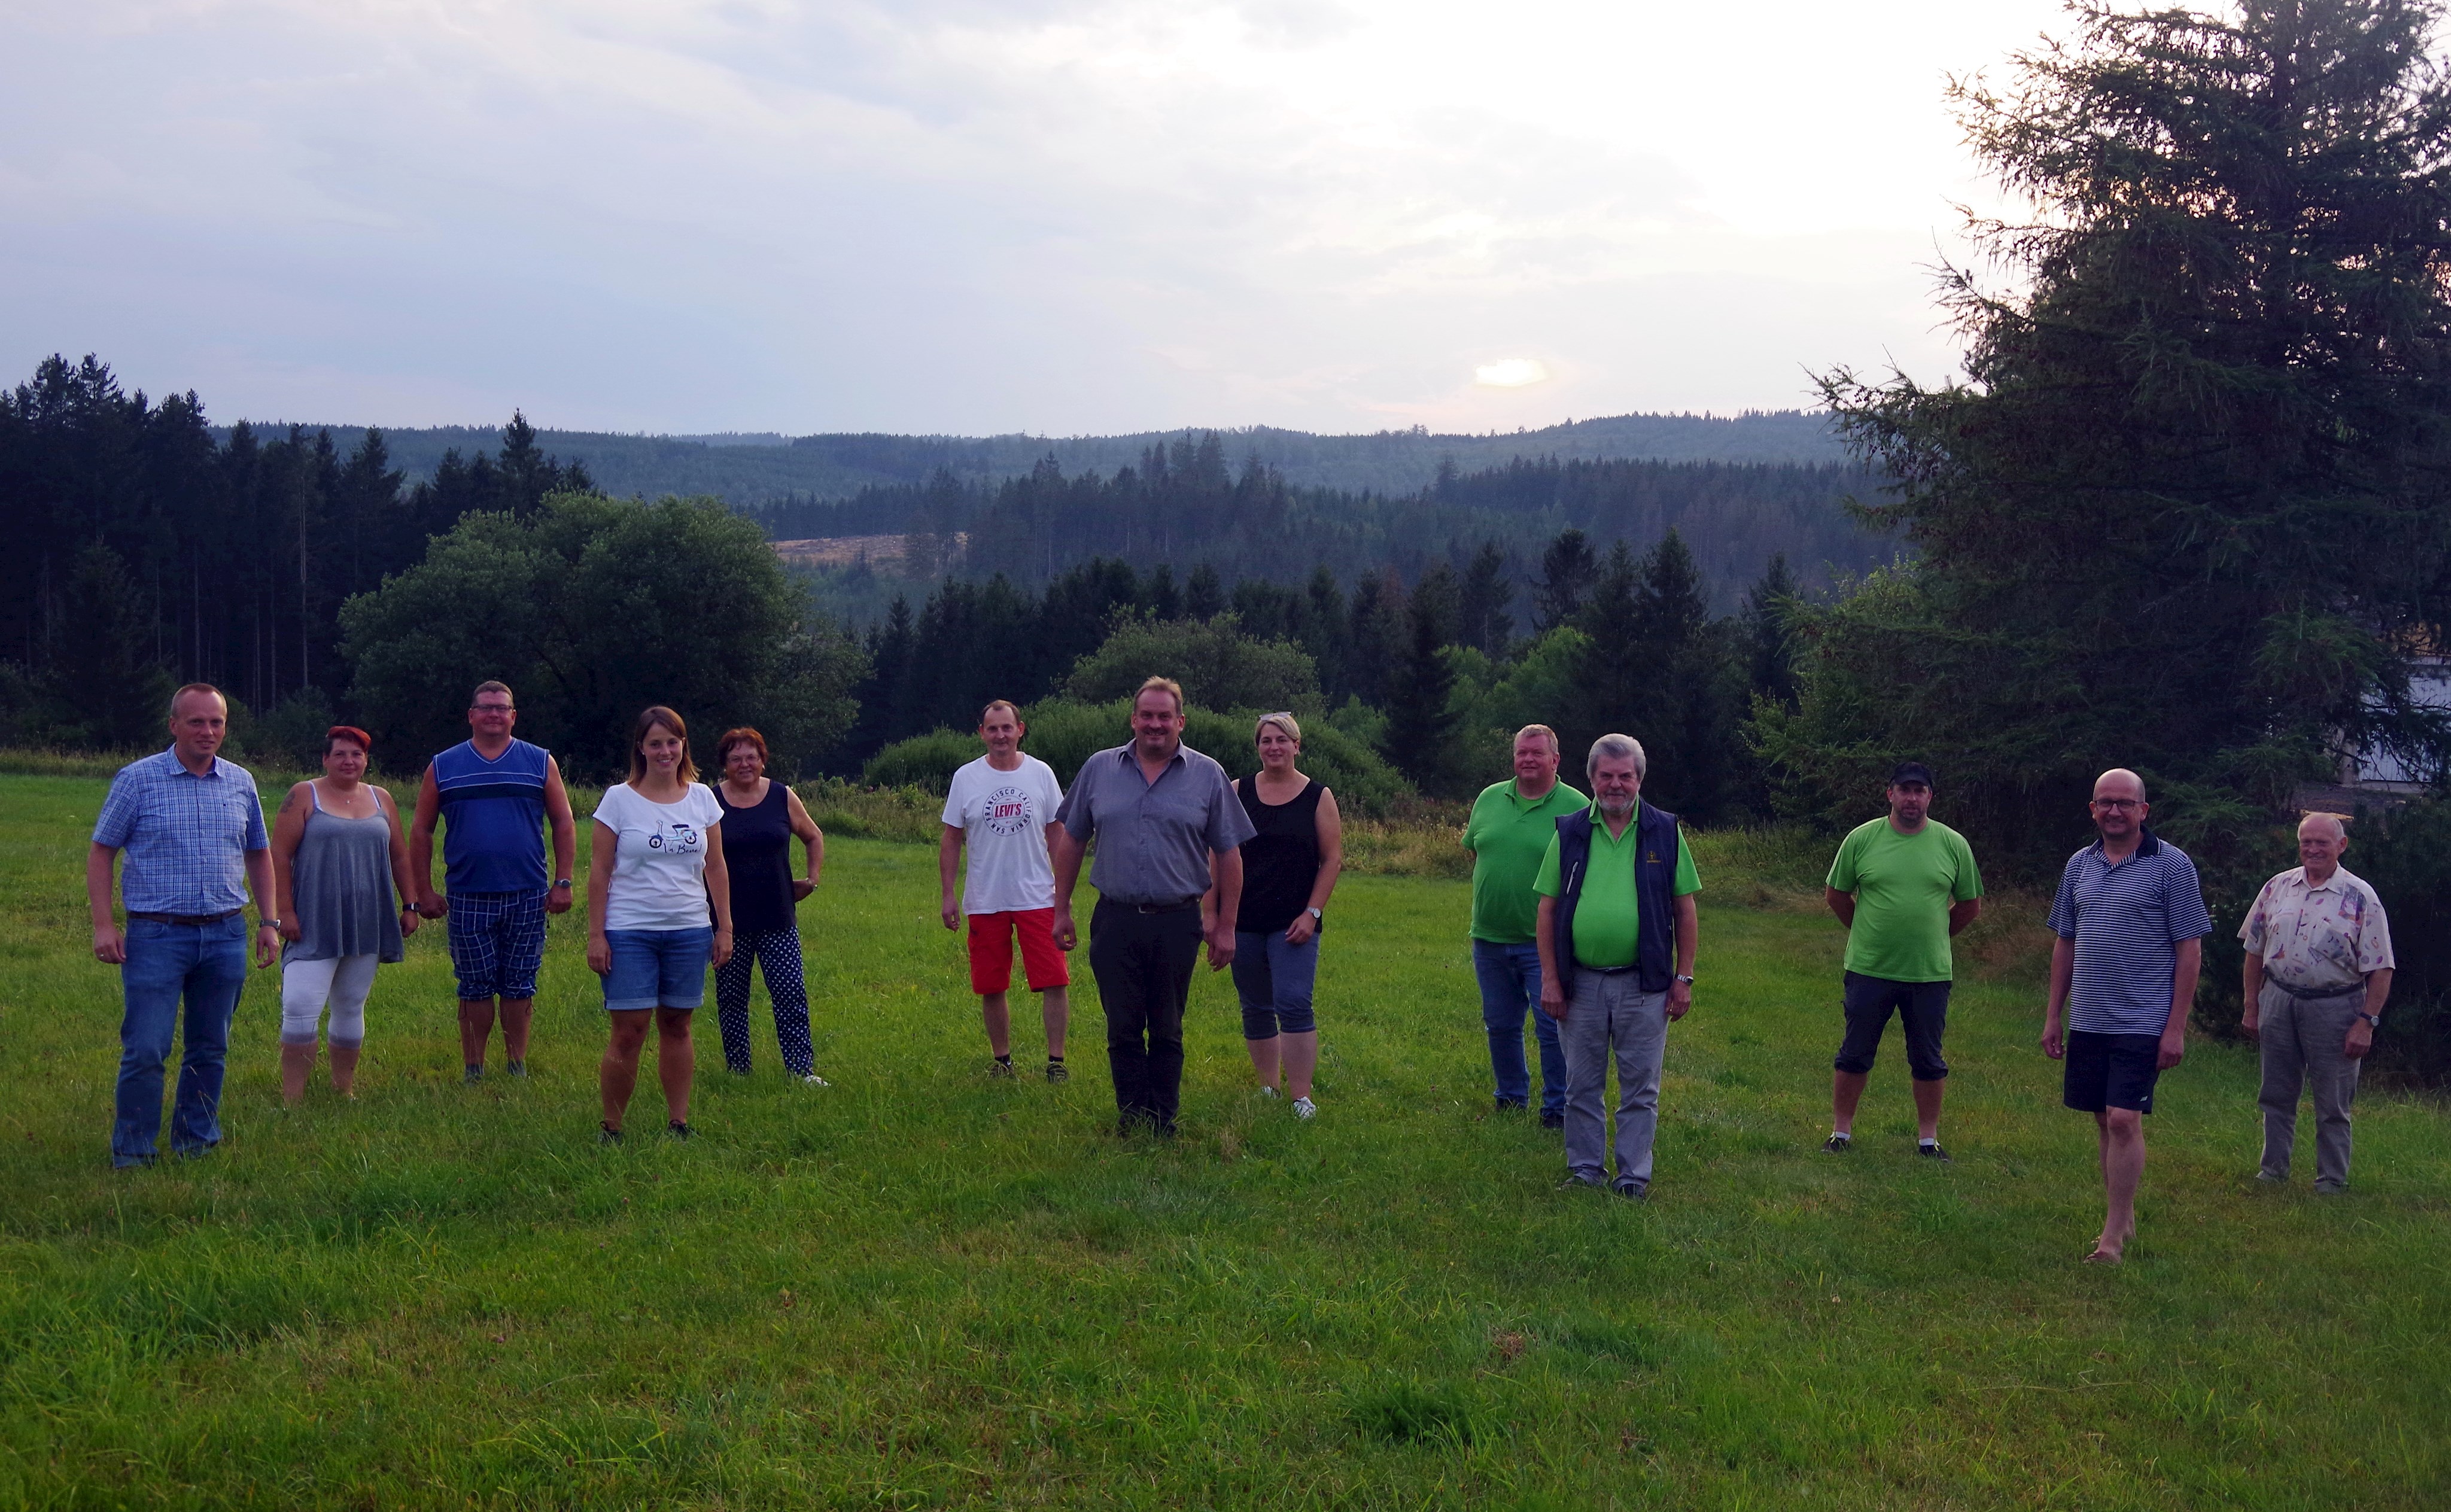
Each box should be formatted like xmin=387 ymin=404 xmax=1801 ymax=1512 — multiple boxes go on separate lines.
xmin=433 ymin=737 xmax=551 ymax=895
xmin=2046 ymin=829 xmax=2214 ymax=1035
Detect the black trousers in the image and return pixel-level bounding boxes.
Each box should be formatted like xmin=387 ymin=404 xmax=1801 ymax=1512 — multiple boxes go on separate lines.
xmin=1088 ymin=899 xmax=1204 ymax=1130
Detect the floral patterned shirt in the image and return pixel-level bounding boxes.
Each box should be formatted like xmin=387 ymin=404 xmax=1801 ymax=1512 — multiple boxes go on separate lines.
xmin=2238 ymin=865 xmax=2395 ymax=994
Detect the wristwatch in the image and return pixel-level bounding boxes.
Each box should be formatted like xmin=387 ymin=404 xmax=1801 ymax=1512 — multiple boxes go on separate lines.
xmin=1307 ymin=906 xmax=1323 ymax=922
xmin=1674 ymin=973 xmax=1695 ymax=984
xmin=2355 ymin=1012 xmax=2382 ymax=1029
xmin=259 ymin=918 xmax=281 ymax=930
xmin=552 ymin=878 xmax=573 ymax=889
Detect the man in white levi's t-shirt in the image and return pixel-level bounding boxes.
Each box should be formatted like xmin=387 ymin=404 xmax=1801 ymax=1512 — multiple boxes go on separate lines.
xmin=938 ymin=700 xmax=1071 ymax=1081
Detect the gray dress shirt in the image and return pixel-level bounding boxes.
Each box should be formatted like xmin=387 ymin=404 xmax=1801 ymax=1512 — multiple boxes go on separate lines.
xmin=1057 ymin=743 xmax=1258 ymax=905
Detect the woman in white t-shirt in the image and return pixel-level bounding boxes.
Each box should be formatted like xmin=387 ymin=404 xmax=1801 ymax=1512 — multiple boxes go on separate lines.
xmin=587 ymin=705 xmax=732 ymax=1143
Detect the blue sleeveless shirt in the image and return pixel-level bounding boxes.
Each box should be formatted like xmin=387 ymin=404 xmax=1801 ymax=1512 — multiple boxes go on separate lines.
xmin=433 ymin=738 xmax=551 ymax=894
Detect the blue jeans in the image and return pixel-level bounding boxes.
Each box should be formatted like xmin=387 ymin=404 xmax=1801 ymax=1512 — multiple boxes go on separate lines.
xmin=601 ymin=927 xmax=714 ymax=1011
xmin=1473 ymin=939 xmax=1565 ymax=1114
xmin=1232 ymin=929 xmax=1319 ymax=1038
xmin=114 ymin=915 xmax=250 ymax=1166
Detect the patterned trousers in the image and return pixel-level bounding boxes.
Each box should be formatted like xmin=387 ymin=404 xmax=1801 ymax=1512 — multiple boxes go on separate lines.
xmin=713 ymin=927 xmax=815 ymax=1076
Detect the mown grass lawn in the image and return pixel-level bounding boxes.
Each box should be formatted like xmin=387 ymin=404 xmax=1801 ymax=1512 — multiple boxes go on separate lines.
xmin=2 ymin=771 xmax=2446 ymax=1509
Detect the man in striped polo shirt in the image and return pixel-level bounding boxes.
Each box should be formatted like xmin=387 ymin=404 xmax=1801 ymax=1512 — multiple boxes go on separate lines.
xmin=410 ymin=682 xmax=577 ymax=1082
xmin=2041 ymin=768 xmax=2212 ymax=1264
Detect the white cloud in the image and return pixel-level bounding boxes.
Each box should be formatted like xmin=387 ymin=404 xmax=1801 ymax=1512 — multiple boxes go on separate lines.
xmin=0 ymin=0 xmax=2070 ymax=433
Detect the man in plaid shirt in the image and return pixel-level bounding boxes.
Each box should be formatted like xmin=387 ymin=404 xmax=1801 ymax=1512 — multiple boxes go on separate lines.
xmin=86 ymin=684 xmax=279 ymax=1168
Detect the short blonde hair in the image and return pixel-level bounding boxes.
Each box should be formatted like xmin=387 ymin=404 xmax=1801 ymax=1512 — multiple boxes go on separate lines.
xmin=1135 ymin=676 xmax=1185 ymax=714
xmin=1515 ymin=723 xmax=1559 ymax=753
xmin=1255 ymin=711 xmax=1301 ymax=745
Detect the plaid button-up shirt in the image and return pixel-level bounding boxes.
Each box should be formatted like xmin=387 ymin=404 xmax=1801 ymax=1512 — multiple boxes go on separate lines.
xmin=92 ymin=748 xmax=269 ymax=915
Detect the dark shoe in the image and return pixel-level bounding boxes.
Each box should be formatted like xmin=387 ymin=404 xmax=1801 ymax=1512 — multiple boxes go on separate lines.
xmin=597 ymin=1124 xmax=624 ymax=1146
xmin=1558 ymin=1173 xmax=1605 ymax=1191
xmin=463 ymin=1064 xmax=484 ymax=1085
xmin=1918 ymin=1142 xmax=1952 ymax=1163
xmin=1823 ymin=1133 xmax=1853 ymax=1153
xmin=506 ymin=1060 xmax=527 ymax=1078
xmin=2315 ymin=1180 xmax=2347 ymax=1194
xmin=1046 ymin=1059 xmax=1069 ymax=1083
xmin=2255 ymin=1170 xmax=2286 ymax=1185
xmin=666 ymin=1120 xmax=694 ymax=1141
xmin=1613 ymin=1181 xmax=1648 ymax=1201
xmin=989 ymin=1058 xmax=1017 ymax=1079
xmin=112 ymin=1154 xmax=159 ymax=1170
xmin=1539 ymin=1110 xmax=1565 ymax=1130
xmin=1495 ymin=1097 xmax=1528 ymax=1112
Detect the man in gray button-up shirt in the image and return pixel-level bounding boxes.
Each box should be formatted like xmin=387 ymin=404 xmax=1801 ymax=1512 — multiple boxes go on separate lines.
xmin=1053 ymin=677 xmax=1257 ymax=1134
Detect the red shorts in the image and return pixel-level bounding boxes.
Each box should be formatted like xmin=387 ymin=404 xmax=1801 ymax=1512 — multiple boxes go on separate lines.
xmin=966 ymin=908 xmax=1071 ymax=996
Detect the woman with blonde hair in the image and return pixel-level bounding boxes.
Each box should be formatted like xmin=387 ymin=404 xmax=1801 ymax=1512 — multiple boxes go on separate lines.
xmin=588 ymin=706 xmax=732 ymax=1142
xmin=1227 ymin=711 xmax=1343 ymax=1116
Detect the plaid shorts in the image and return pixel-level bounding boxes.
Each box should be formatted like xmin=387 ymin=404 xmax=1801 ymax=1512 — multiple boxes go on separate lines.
xmin=447 ymin=890 xmax=548 ymax=1000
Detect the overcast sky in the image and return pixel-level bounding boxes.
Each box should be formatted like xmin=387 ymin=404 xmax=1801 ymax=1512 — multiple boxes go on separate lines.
xmin=2 ymin=0 xmax=2072 ymax=436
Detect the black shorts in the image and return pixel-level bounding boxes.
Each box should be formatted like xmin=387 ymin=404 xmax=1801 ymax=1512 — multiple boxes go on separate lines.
xmin=2063 ymin=1030 xmax=2161 ymax=1114
xmin=1834 ymin=972 xmax=1951 ymax=1080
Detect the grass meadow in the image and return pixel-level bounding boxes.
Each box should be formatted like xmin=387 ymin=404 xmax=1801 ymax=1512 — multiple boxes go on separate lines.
xmin=2 ymin=770 xmax=2447 ymax=1508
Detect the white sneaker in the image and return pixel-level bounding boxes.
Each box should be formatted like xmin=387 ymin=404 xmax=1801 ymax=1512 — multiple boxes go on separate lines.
xmin=1291 ymin=1096 xmax=1316 ymax=1119
xmin=1258 ymin=1085 xmax=1279 ymax=1099
xmin=801 ymin=1073 xmax=829 ymax=1087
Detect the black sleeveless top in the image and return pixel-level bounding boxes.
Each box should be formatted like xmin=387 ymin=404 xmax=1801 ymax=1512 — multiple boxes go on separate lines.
xmin=713 ymin=780 xmax=796 ymax=934
xmin=1235 ymin=777 xmax=1326 ymax=936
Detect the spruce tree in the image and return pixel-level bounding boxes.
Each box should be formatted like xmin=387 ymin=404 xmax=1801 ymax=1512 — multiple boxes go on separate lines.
xmin=1814 ymin=0 xmax=2451 ymax=852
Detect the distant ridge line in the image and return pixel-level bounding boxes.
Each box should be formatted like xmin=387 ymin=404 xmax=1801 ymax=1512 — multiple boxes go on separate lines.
xmin=206 ymin=409 xmax=1847 ymax=506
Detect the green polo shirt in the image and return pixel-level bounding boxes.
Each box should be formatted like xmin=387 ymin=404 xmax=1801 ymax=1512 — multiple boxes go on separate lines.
xmin=1825 ymin=816 xmax=1982 ymax=982
xmin=1532 ymin=804 xmax=1702 ymax=968
xmin=1464 ymin=778 xmax=1588 ymax=943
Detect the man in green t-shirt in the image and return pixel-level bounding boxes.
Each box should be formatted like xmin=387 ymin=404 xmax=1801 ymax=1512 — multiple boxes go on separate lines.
xmin=1461 ymin=725 xmax=1587 ymax=1124
xmin=1532 ymin=734 xmax=1702 ymax=1198
xmin=1821 ymin=761 xmax=1983 ymax=1160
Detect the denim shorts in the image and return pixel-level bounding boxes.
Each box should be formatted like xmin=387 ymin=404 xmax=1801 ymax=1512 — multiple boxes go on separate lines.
xmin=601 ymin=927 xmax=713 ymax=1011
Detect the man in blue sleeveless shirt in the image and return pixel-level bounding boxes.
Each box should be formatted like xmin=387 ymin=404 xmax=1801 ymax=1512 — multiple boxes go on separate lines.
xmin=410 ymin=681 xmax=577 ymax=1081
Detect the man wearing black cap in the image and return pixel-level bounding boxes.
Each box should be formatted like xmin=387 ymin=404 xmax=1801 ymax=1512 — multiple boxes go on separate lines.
xmin=1821 ymin=761 xmax=1983 ymax=1158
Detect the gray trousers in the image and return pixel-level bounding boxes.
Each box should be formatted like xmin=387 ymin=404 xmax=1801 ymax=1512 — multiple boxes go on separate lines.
xmin=2257 ymin=982 xmax=2364 ymax=1191
xmin=1558 ymin=971 xmax=1668 ymax=1189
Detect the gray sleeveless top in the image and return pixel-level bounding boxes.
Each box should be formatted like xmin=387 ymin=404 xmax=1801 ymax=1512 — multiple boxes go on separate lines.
xmin=283 ymin=784 xmax=405 ymax=964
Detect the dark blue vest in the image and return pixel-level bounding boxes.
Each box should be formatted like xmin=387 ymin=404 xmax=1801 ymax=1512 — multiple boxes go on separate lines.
xmin=1546 ymin=800 xmax=1681 ymax=997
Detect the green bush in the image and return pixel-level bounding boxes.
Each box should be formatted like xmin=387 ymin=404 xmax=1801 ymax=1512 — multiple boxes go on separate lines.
xmin=1062 ymin=613 xmax=1320 ymax=711
xmin=863 ymin=697 xmax=1414 ymax=815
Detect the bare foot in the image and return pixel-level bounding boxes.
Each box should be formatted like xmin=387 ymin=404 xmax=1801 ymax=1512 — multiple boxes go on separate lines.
xmin=2082 ymin=1245 xmax=2122 ymax=1264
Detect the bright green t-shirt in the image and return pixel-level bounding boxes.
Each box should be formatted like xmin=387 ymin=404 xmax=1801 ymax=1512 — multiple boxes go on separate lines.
xmin=1824 ymin=817 xmax=1982 ymax=983
xmin=1463 ymin=778 xmax=1588 ymax=943
xmin=1532 ymin=805 xmax=1702 ymax=969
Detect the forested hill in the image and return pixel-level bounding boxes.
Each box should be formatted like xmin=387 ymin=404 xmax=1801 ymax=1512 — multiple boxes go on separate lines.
xmin=210 ymin=410 xmax=1845 ymax=504
xmin=755 ymin=438 xmax=1889 ymax=614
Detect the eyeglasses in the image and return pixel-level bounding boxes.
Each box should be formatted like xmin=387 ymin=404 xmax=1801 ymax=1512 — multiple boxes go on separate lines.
xmin=472 ymin=704 xmax=514 ymax=714
xmin=2090 ymin=798 xmax=2141 ymax=811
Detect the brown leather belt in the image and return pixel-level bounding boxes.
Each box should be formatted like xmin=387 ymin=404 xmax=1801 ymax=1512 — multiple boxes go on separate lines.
xmin=127 ymin=909 xmax=244 ymax=926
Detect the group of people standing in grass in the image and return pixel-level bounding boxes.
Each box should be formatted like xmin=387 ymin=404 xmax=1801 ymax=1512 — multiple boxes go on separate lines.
xmin=1461 ymin=727 xmax=2395 ymax=1261
xmin=88 ymin=678 xmax=2398 ymax=1262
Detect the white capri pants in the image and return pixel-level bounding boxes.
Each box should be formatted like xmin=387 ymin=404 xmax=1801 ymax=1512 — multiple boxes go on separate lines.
xmin=281 ymin=955 xmax=379 ymax=1047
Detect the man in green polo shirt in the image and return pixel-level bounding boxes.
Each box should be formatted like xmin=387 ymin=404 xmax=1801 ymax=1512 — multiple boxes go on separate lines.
xmin=1462 ymin=725 xmax=1587 ymax=1124
xmin=1822 ymin=760 xmax=1982 ymax=1160
xmin=1533 ymin=734 xmax=1701 ymax=1198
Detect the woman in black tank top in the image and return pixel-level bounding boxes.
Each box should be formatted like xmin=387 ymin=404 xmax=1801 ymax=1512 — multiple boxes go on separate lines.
xmin=1230 ymin=713 xmax=1344 ymax=1116
xmin=711 ymin=729 xmax=831 ymax=1084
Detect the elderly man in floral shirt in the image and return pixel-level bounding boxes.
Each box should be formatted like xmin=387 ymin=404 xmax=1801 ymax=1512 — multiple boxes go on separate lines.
xmin=2239 ymin=813 xmax=2395 ymax=1193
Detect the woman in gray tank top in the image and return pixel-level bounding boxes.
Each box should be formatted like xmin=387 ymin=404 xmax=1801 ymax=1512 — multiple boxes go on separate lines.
xmin=269 ymin=727 xmax=421 ymax=1105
